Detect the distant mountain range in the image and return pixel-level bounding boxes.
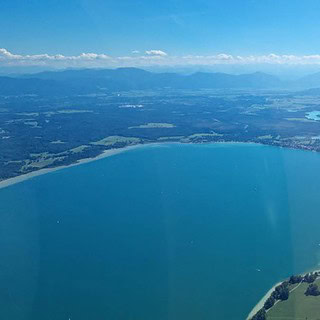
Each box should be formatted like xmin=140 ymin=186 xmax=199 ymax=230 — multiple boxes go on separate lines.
xmin=295 ymin=72 xmax=320 ymax=89
xmin=0 ymin=76 xmax=73 ymax=96
xmin=1 ymin=67 xmax=320 ymax=95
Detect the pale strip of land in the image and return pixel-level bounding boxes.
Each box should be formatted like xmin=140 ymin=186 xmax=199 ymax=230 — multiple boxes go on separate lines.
xmin=246 ymin=281 xmax=283 ymax=320
xmin=0 ymin=141 xmax=262 ymax=190
xmin=0 ymin=144 xmax=141 ymax=190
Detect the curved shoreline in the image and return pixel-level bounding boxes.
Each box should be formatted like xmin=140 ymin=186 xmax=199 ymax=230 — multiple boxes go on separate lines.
xmin=0 ymin=144 xmax=142 ymax=190
xmin=0 ymin=140 xmax=316 ymax=191
xmin=246 ymin=281 xmax=283 ymax=320
xmin=0 ymin=141 xmax=263 ymax=190
xmin=2 ymin=140 xmax=320 ymax=318
xmin=246 ymin=269 xmax=320 ymax=319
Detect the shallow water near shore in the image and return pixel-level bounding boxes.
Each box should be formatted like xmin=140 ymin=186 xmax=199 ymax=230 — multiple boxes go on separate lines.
xmin=1 ymin=143 xmax=320 ymax=320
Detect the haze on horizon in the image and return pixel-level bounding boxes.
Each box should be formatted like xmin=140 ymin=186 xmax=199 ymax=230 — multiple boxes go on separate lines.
xmin=1 ymin=0 xmax=320 ymax=77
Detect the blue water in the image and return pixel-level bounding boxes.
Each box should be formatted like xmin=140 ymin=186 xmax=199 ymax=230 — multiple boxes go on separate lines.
xmin=1 ymin=143 xmax=320 ymax=320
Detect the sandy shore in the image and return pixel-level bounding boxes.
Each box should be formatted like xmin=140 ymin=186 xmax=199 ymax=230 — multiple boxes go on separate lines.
xmin=0 ymin=144 xmax=142 ymax=190
xmin=246 ymin=281 xmax=283 ymax=320
xmin=246 ymin=269 xmax=320 ymax=319
xmin=0 ymin=141 xmax=262 ymax=191
xmin=0 ymin=139 xmax=312 ymax=192
xmin=0 ymin=139 xmax=316 ymax=191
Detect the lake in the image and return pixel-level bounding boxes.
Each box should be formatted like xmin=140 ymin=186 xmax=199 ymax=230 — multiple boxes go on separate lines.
xmin=1 ymin=143 xmax=320 ymax=320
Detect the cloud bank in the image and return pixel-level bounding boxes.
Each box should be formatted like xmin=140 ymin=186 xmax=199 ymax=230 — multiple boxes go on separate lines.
xmin=2 ymin=48 xmax=320 ymax=68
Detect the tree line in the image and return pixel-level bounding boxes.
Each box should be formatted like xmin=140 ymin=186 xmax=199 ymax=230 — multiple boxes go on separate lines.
xmin=250 ymin=272 xmax=319 ymax=320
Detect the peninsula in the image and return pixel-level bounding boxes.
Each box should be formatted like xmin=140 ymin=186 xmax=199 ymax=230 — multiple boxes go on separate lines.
xmin=248 ymin=271 xmax=320 ymax=320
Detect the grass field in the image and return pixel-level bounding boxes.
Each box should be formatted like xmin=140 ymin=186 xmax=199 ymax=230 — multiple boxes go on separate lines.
xmin=91 ymin=136 xmax=141 ymax=146
xmin=267 ymin=279 xmax=320 ymax=320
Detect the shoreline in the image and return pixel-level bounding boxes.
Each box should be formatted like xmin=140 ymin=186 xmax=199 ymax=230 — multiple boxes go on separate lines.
xmin=0 ymin=144 xmax=142 ymax=190
xmin=246 ymin=269 xmax=320 ymax=319
xmin=246 ymin=281 xmax=283 ymax=320
xmin=0 ymin=141 xmax=263 ymax=191
xmin=0 ymin=139 xmax=317 ymax=191
xmin=2 ymin=140 xmax=320 ymax=317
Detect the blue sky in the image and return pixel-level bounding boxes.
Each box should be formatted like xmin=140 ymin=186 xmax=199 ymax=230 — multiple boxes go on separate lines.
xmin=1 ymin=0 xmax=320 ymax=70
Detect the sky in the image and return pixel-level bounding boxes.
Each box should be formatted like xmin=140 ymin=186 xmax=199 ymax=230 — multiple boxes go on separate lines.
xmin=1 ymin=0 xmax=320 ymax=72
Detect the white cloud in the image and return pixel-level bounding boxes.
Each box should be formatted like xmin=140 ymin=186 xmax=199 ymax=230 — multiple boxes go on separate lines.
xmin=2 ymin=48 xmax=320 ymax=68
xmin=0 ymin=48 xmax=22 ymax=59
xmin=145 ymin=50 xmax=168 ymax=57
xmin=0 ymin=49 xmax=111 ymax=65
xmin=132 ymin=50 xmax=140 ymax=54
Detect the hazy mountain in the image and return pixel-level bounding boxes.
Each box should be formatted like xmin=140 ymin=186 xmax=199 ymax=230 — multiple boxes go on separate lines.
xmin=184 ymin=71 xmax=282 ymax=89
xmin=5 ymin=67 xmax=320 ymax=96
xmin=295 ymin=72 xmax=320 ymax=89
xmin=18 ymin=67 xmax=283 ymax=92
xmin=296 ymin=87 xmax=320 ymax=96
xmin=0 ymin=76 xmax=73 ymax=95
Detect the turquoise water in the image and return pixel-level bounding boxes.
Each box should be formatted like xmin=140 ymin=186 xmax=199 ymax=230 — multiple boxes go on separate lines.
xmin=306 ymin=110 xmax=320 ymax=120
xmin=1 ymin=143 xmax=320 ymax=320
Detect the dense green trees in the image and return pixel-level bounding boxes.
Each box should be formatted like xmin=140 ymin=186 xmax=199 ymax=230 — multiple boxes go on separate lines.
xmin=272 ymin=282 xmax=289 ymax=301
xmin=303 ymin=272 xmax=318 ymax=283
xmin=251 ymin=308 xmax=266 ymax=320
xmin=289 ymin=274 xmax=303 ymax=284
xmin=264 ymin=295 xmax=276 ymax=310
xmin=251 ymin=282 xmax=289 ymax=319
xmin=305 ymin=283 xmax=320 ymax=296
xmin=252 ymin=273 xmax=320 ymax=320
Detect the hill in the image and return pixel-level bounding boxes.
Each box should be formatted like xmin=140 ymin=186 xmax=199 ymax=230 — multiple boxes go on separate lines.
xmin=4 ymin=67 xmax=320 ymax=96
xmin=0 ymin=76 xmax=73 ymax=96
xmin=15 ymin=68 xmax=283 ymax=93
xmin=295 ymin=71 xmax=320 ymax=88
